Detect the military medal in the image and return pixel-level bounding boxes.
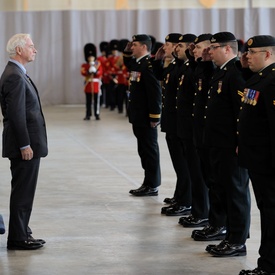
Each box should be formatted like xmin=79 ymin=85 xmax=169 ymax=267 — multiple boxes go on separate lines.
xmin=180 ymin=75 xmax=184 ymax=86
xmin=198 ymin=79 xmax=202 ymax=91
xmin=242 ymin=88 xmax=260 ymax=105
xmin=130 ymin=71 xmax=141 ymax=82
xmin=166 ymin=74 xmax=170 ymax=84
xmin=217 ymin=81 xmax=222 ymax=94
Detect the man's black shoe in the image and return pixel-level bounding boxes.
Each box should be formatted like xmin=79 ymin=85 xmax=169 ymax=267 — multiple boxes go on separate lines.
xmin=166 ymin=205 xmax=191 ymax=216
xmin=7 ymin=240 xmax=43 ymax=250
xmin=191 ymin=224 xmax=211 ymax=238
xmin=161 ymin=202 xmax=177 ymax=214
xmin=193 ymin=226 xmax=226 ymax=241
xmin=209 ymin=242 xmax=246 ymax=257
xmin=239 ymin=267 xmax=271 ymax=275
xmin=205 ymin=240 xmax=228 ymax=252
xmin=0 ymin=215 xmax=5 ymax=234
xmin=181 ymin=216 xmax=209 ymax=228
xmin=129 ymin=185 xmax=146 ymax=194
xmin=163 ymin=197 xmax=176 ymax=204
xmin=28 ymin=235 xmax=46 ymax=244
xmin=130 ymin=186 xmax=158 ymax=196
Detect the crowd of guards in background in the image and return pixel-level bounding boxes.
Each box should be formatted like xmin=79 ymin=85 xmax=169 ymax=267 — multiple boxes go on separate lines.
xmin=80 ymin=33 xmax=275 ymax=275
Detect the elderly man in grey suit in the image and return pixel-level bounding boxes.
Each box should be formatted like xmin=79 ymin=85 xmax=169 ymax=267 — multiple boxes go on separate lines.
xmin=0 ymin=33 xmax=48 ymax=250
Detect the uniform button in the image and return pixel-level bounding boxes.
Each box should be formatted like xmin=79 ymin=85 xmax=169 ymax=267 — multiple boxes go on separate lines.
xmin=205 ymin=106 xmax=208 ymax=109
xmin=194 ymin=93 xmax=197 ymax=96
xmin=208 ymin=96 xmax=210 ymax=99
xmin=237 ymin=119 xmax=239 ymax=122
xmin=236 ymin=131 xmax=239 ymax=135
xmin=193 ymin=103 xmax=195 ymax=106
xmin=204 ymin=116 xmax=206 ymax=119
xmin=192 ymin=114 xmax=194 ymax=117
xmin=240 ymin=107 xmax=243 ymax=110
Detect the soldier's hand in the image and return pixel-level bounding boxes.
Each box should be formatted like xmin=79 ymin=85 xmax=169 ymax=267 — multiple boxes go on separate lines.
xmin=188 ymin=43 xmax=195 ymax=56
xmin=240 ymin=52 xmax=249 ymax=68
xmin=89 ymin=66 xmax=97 ymax=73
xmin=21 ymin=146 xmax=33 ymax=161
xmin=124 ymin=42 xmax=133 ymax=53
xmin=201 ymin=47 xmax=212 ymax=61
xmin=155 ymin=45 xmax=165 ymax=60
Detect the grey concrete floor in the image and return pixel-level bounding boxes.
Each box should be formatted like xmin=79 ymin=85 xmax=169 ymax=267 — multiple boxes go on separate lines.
xmin=0 ymin=105 xmax=260 ymax=275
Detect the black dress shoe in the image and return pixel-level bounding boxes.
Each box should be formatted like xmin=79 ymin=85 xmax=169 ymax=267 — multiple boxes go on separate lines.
xmin=193 ymin=226 xmax=226 ymax=241
xmin=0 ymin=214 xmax=5 ymax=234
xmin=28 ymin=235 xmax=46 ymax=244
xmin=205 ymin=240 xmax=228 ymax=252
xmin=163 ymin=197 xmax=177 ymax=204
xmin=165 ymin=205 xmax=191 ymax=216
xmin=130 ymin=186 xmax=158 ymax=197
xmin=129 ymin=185 xmax=146 ymax=194
xmin=161 ymin=202 xmax=177 ymax=214
xmin=181 ymin=216 xmax=209 ymax=228
xmin=7 ymin=240 xmax=43 ymax=250
xmin=83 ymin=116 xmax=90 ymax=120
xmin=239 ymin=267 xmax=271 ymax=275
xmin=209 ymin=242 xmax=246 ymax=257
xmin=191 ymin=224 xmax=211 ymax=238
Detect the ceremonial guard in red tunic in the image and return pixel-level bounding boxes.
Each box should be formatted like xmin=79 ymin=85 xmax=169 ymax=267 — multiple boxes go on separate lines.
xmin=81 ymin=43 xmax=103 ymax=120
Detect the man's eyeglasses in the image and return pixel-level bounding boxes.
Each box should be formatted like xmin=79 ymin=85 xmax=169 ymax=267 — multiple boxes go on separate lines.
xmin=247 ymin=49 xmax=267 ymax=55
xmin=209 ymin=45 xmax=225 ymax=50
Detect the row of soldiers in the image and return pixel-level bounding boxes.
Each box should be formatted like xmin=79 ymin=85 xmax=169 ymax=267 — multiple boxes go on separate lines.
xmin=123 ymin=32 xmax=275 ymax=275
xmin=80 ymin=37 xmax=163 ymax=120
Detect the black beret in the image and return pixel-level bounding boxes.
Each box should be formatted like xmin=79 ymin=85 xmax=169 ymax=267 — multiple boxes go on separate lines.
xmin=194 ymin=33 xmax=212 ymax=44
xmin=179 ymin=33 xmax=197 ymax=43
xmin=84 ymin=43 xmax=97 ymax=61
xmin=165 ymin=33 xmax=182 ymax=43
xmin=109 ymin=39 xmax=119 ymax=51
xmin=132 ymin=34 xmax=151 ymax=42
xmin=210 ymin=32 xmax=237 ymax=43
xmin=246 ymin=35 xmax=275 ymax=48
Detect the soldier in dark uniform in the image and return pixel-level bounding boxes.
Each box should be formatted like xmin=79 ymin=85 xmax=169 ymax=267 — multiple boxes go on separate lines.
xmin=165 ymin=33 xmax=210 ymax=220
xmin=123 ymin=34 xmax=162 ymax=196
xmin=198 ymin=32 xmax=250 ymax=257
xmin=238 ymin=35 xmax=275 ymax=275
xmin=153 ymin=33 xmax=192 ymax=215
xmin=179 ymin=34 xmax=214 ymax=227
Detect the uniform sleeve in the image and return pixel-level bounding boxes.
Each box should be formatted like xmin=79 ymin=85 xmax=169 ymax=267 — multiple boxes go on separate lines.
xmin=143 ymin=61 xmax=162 ymax=122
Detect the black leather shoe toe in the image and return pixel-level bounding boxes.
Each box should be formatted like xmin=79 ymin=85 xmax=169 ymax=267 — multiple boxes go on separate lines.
xmin=28 ymin=235 xmax=46 ymax=244
xmin=166 ymin=205 xmax=191 ymax=216
xmin=130 ymin=186 xmax=158 ymax=197
xmin=239 ymin=267 xmax=271 ymax=275
xmin=209 ymin=243 xmax=246 ymax=257
xmin=191 ymin=224 xmax=211 ymax=238
xmin=193 ymin=226 xmax=226 ymax=241
xmin=161 ymin=202 xmax=177 ymax=214
xmin=7 ymin=240 xmax=43 ymax=250
xmin=205 ymin=240 xmax=228 ymax=252
xmin=163 ymin=197 xmax=176 ymax=204
xmin=182 ymin=216 xmax=209 ymax=228
xmin=129 ymin=185 xmax=146 ymax=194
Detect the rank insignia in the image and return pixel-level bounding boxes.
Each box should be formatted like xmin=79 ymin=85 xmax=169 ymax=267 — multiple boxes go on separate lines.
xmin=198 ymin=79 xmax=202 ymax=91
xmin=242 ymin=88 xmax=260 ymax=105
xmin=273 ymin=100 xmax=275 ymax=105
xmin=217 ymin=81 xmax=222 ymax=94
xmin=130 ymin=71 xmax=141 ymax=82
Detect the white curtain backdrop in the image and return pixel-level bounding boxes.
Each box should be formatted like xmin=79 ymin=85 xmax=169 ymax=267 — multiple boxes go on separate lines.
xmin=0 ymin=8 xmax=275 ymax=105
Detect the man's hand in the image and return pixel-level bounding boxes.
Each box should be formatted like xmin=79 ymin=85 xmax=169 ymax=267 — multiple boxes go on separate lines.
xmin=201 ymin=47 xmax=212 ymax=61
xmin=124 ymin=42 xmax=133 ymax=53
xmin=21 ymin=146 xmax=33 ymax=161
xmin=240 ymin=52 xmax=249 ymax=68
xmin=155 ymin=45 xmax=165 ymax=60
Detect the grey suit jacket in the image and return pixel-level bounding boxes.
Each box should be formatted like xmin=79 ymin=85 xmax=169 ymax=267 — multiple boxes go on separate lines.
xmin=0 ymin=61 xmax=48 ymax=158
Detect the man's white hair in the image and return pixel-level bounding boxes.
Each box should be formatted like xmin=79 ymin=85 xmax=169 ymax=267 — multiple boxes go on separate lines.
xmin=6 ymin=33 xmax=31 ymax=57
